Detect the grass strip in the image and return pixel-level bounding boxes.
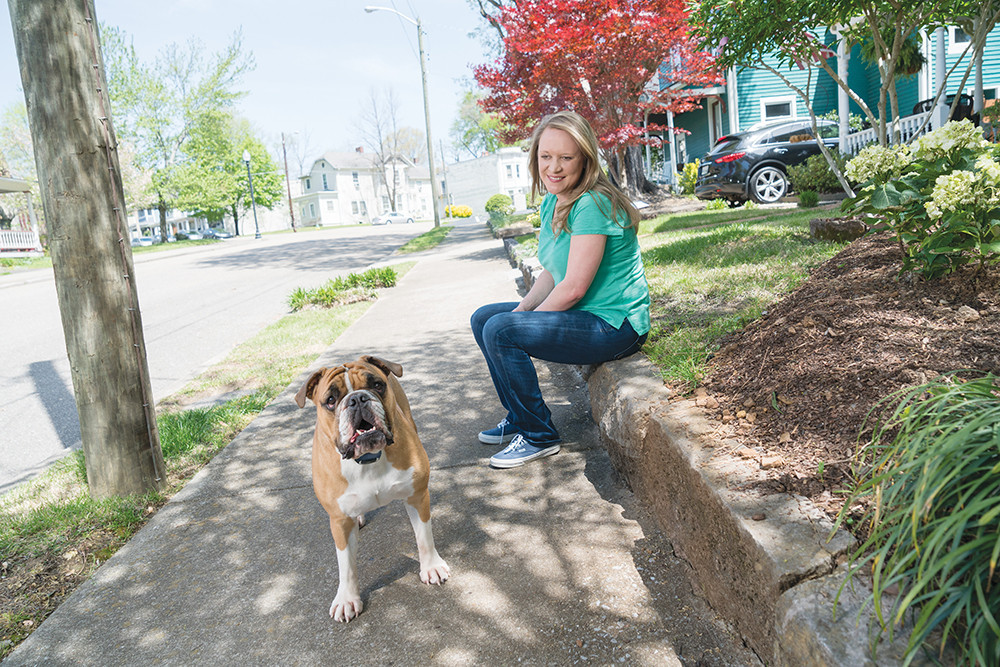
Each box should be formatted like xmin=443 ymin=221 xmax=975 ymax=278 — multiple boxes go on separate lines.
xmin=641 ymin=209 xmax=846 ymax=390
xmin=397 ymin=225 xmax=453 ymax=254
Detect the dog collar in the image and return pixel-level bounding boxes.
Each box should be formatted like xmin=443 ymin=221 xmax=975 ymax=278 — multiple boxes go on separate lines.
xmin=356 ymin=452 xmax=382 ymax=464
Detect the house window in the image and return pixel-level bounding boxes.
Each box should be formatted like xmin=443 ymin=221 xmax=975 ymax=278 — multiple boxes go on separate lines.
xmin=301 ymin=206 xmax=308 ymax=219
xmin=516 ymin=164 xmax=521 ymax=178
xmin=760 ymin=95 xmax=796 ymax=122
xmin=351 ymin=201 xmax=359 ymax=215
xmin=352 ymin=172 xmax=360 ymax=189
xmin=326 ymin=200 xmax=335 ymax=210
xmin=309 ymin=203 xmax=316 ymax=217
xmin=322 ymin=174 xmax=329 ymax=190
xmin=950 ymin=26 xmax=971 ymax=55
xmin=382 ymin=196 xmax=390 ymax=211
xmin=506 ymin=164 xmax=513 ymax=178
xmin=359 ymin=201 xmax=367 ymax=215
xmin=305 ymin=178 xmax=311 ymax=191
xmin=138 ymin=209 xmax=146 ymax=222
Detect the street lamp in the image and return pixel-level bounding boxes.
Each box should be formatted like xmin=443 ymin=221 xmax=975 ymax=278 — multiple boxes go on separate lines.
xmin=242 ymin=148 xmax=261 ymax=239
xmin=364 ymin=5 xmax=441 ymax=228
xmin=281 ymin=132 xmax=298 ymax=233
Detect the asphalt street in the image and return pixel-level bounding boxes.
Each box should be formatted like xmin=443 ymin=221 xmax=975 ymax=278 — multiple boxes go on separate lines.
xmin=0 ymin=223 xmax=434 ymax=493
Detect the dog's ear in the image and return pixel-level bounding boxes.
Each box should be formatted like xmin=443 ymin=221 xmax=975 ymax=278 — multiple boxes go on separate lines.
xmin=295 ymin=368 xmax=327 ymax=408
xmin=361 ymin=355 xmax=403 ymax=378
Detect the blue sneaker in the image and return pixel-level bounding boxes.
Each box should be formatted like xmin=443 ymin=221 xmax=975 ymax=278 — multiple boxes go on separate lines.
xmin=489 ymin=434 xmax=560 ymax=468
xmin=478 ymin=418 xmax=518 ymax=445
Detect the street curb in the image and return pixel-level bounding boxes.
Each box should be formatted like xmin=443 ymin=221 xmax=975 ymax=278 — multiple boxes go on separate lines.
xmin=499 ymin=225 xmax=939 ymax=666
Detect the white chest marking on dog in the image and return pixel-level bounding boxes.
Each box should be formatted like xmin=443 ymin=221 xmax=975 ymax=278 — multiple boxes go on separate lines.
xmin=337 ymin=458 xmax=417 ymax=518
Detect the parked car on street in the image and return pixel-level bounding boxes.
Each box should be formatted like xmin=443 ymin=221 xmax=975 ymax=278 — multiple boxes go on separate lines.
xmin=695 ymin=119 xmax=839 ymax=205
xmin=152 ymin=233 xmax=176 ymax=243
xmin=130 ymin=236 xmax=154 ymax=247
xmin=372 ymin=211 xmax=415 ymax=225
xmin=201 ymin=228 xmax=232 ymax=239
xmin=176 ymin=229 xmax=203 ymax=240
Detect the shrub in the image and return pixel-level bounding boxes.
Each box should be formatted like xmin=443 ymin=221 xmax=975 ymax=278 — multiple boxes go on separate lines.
xmin=845 ymin=120 xmax=1000 ymax=279
xmin=787 ymin=152 xmax=848 ymax=194
xmin=485 ymin=194 xmax=514 ymax=222
xmin=678 ymin=159 xmax=699 ymax=195
xmin=741 ymin=200 xmax=759 ymax=211
xmin=837 ymin=373 xmax=1000 ymax=666
xmin=705 ymin=198 xmax=727 ymax=211
xmin=525 ymin=212 xmax=541 ymax=228
xmin=797 ymin=189 xmax=819 ymax=208
xmin=445 ymin=205 xmax=472 ymax=218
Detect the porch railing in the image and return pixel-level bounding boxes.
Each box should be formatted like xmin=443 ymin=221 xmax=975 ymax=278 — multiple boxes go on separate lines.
xmin=0 ymin=229 xmax=43 ymax=257
xmin=842 ymin=110 xmax=933 ymax=155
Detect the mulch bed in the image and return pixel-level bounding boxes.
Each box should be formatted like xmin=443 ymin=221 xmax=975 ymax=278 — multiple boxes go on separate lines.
xmin=699 ymin=232 xmax=1000 ymax=519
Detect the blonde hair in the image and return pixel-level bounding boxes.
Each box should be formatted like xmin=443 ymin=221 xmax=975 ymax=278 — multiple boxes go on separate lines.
xmin=527 ymin=110 xmax=639 ymax=234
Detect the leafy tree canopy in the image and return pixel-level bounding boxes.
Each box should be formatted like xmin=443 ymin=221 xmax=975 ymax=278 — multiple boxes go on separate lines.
xmin=450 ymin=89 xmax=508 ymax=158
xmin=473 ymin=0 xmax=723 ymax=171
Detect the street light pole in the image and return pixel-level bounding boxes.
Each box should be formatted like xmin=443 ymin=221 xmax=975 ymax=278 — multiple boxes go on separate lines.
xmin=242 ymin=149 xmax=262 ymax=239
xmin=281 ymin=132 xmax=297 ymax=233
xmin=364 ymin=5 xmax=441 ymax=228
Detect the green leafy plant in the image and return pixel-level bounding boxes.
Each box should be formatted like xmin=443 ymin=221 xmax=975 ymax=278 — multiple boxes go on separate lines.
xmin=797 ymin=189 xmax=819 ymax=208
xmin=788 ymin=152 xmax=849 ymax=194
xmin=845 ymin=120 xmax=1000 ymax=279
xmin=705 ymin=198 xmax=727 ymax=211
xmin=678 ymin=159 xmax=700 ymax=195
xmin=288 ymin=267 xmax=397 ymax=311
xmin=818 ymin=109 xmax=868 ymax=133
xmin=485 ymin=193 xmax=514 ymax=222
xmin=835 ymin=373 xmax=1000 ymax=666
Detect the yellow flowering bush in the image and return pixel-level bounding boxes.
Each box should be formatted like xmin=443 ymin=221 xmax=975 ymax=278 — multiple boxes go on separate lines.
xmin=446 ymin=205 xmax=472 ymax=218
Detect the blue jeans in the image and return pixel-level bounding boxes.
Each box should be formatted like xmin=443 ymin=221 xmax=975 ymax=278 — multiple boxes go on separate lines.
xmin=471 ymin=302 xmax=647 ymax=444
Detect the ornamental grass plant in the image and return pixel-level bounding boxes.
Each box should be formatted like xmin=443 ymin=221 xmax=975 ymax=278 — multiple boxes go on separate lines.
xmin=836 ymin=373 xmax=1000 ymax=666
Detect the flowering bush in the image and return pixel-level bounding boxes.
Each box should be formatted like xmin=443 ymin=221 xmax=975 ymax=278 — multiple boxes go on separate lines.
xmin=446 ymin=205 xmax=472 ymax=218
xmin=846 ymin=120 xmax=1000 ymax=278
xmin=844 ymin=144 xmax=911 ymax=185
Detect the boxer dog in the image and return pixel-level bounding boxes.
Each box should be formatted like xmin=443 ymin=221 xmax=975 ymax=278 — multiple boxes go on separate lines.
xmin=295 ymin=355 xmax=450 ymax=622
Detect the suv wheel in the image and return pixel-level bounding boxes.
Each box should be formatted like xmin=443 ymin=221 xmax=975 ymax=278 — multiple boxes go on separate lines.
xmin=749 ymin=166 xmax=788 ymax=203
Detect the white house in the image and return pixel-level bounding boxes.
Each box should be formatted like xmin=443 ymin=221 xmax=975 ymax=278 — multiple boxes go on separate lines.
xmin=445 ymin=147 xmax=532 ymax=217
xmin=294 ymin=149 xmax=441 ymax=226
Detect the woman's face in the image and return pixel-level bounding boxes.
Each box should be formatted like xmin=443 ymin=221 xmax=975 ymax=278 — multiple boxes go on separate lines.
xmin=538 ymin=128 xmax=584 ymax=202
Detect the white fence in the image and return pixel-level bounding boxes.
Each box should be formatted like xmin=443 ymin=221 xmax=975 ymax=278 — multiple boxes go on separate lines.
xmin=842 ymin=110 xmax=933 ymax=155
xmin=0 ymin=229 xmax=43 ymax=257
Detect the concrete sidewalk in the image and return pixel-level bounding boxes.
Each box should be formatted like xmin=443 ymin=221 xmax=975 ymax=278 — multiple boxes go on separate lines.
xmin=6 ymin=220 xmax=758 ymax=666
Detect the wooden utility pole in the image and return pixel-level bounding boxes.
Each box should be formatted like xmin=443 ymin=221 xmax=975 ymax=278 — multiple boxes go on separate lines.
xmin=8 ymin=0 xmax=165 ymax=497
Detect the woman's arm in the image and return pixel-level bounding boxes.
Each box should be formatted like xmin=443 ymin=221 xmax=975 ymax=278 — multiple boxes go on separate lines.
xmin=514 ymin=270 xmax=555 ymax=311
xmin=535 ymin=234 xmax=606 ymax=312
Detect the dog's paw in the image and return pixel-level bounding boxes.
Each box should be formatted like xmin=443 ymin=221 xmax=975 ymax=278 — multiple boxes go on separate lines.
xmin=420 ymin=555 xmax=450 ymax=585
xmin=330 ymin=594 xmax=363 ymax=622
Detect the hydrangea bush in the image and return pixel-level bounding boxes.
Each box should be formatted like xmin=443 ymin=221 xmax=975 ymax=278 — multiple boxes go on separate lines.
xmin=846 ymin=120 xmax=1000 ymax=278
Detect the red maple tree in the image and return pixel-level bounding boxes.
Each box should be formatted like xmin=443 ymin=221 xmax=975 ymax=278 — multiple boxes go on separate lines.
xmin=473 ymin=0 xmax=724 ymax=192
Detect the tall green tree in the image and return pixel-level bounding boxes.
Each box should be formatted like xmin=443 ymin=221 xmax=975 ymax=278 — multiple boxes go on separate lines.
xmin=175 ymin=111 xmax=282 ymax=235
xmin=101 ymin=25 xmax=254 ymax=241
xmin=450 ymin=89 xmax=507 ymax=159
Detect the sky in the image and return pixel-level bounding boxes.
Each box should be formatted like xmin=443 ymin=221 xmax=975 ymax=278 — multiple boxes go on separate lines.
xmin=0 ymin=0 xmax=492 ymax=174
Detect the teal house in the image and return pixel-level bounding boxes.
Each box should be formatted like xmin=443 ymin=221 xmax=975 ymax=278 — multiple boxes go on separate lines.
xmin=650 ymin=25 xmax=1000 ymax=185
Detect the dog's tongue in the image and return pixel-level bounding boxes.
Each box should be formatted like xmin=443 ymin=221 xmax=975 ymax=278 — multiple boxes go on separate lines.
xmin=349 ymin=426 xmax=375 ymax=444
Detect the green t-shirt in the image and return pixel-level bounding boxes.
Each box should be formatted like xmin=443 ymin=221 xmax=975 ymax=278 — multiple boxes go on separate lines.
xmin=537 ymin=192 xmax=650 ymax=335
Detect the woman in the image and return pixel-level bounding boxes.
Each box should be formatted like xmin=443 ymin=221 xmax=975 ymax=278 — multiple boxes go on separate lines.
xmin=471 ymin=110 xmax=650 ymax=468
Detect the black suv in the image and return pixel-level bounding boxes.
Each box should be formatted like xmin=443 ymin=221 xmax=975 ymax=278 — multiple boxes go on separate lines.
xmin=695 ymin=119 xmax=839 ymax=205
